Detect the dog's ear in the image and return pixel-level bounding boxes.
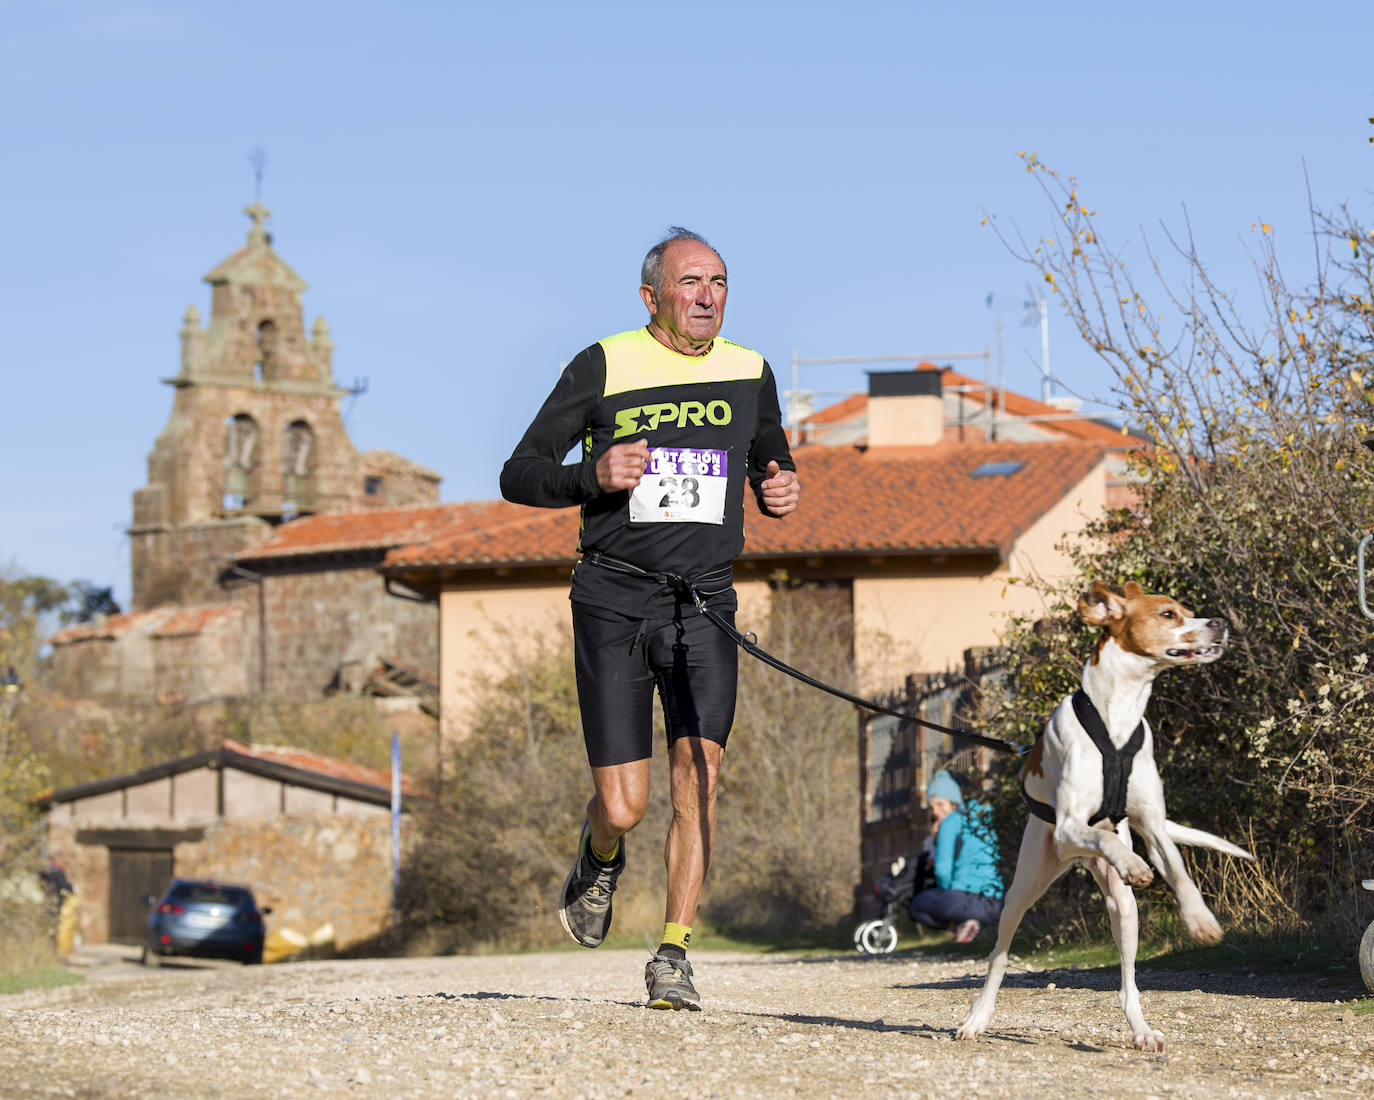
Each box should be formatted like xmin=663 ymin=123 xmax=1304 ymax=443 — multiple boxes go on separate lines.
xmin=1078 ymin=581 xmax=1126 ymax=627
xmin=1122 ymin=581 xmax=1145 ymax=599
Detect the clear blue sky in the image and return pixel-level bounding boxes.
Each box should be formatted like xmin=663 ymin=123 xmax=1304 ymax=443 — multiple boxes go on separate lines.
xmin=3 ymin=0 xmax=1370 ymax=610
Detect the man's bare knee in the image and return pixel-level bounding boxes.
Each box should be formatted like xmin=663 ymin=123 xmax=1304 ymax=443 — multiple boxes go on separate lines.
xmin=590 ymin=760 xmax=651 ymax=835
xmin=669 ymin=742 xmax=721 ymax=805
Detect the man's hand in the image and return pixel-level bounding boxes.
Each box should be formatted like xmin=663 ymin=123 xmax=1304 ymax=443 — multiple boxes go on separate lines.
xmin=760 ymin=460 xmax=800 ymax=516
xmin=596 ymin=438 xmax=650 ymax=492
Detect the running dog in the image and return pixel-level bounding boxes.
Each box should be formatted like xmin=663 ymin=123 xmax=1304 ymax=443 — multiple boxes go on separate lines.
xmin=955 ymin=581 xmax=1254 ymax=1052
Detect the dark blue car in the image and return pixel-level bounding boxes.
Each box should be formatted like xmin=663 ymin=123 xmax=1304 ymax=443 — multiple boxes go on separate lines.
xmin=141 ymin=879 xmax=270 ymax=966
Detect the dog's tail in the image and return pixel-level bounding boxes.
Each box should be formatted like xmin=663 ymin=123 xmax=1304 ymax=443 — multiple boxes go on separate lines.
xmin=1165 ymin=821 xmax=1255 ymax=861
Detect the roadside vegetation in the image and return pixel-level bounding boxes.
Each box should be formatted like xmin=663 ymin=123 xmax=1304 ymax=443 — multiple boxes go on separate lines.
xmin=974 ymin=160 xmax=1374 ymax=955
xmin=0 ymin=572 xmax=70 ymax=984
xmin=392 ymin=587 xmax=861 ymax=954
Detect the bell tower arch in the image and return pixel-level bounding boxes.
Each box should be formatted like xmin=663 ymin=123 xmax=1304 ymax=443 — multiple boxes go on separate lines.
xmin=129 ymin=204 xmax=373 ymax=609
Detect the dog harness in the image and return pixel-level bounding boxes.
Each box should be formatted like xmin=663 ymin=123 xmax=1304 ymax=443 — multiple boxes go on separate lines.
xmin=1021 ymin=690 xmax=1146 ymax=828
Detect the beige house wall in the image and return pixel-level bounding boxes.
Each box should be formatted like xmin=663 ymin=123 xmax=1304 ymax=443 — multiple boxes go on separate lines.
xmin=853 ymin=460 xmax=1107 ymax=691
xmin=438 ymin=582 xmax=572 ymax=739
xmin=437 ymin=577 xmax=777 ymax=740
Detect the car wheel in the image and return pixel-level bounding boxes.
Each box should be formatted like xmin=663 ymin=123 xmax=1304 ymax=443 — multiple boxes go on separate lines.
xmin=1359 ymin=919 xmax=1374 ymax=993
xmin=243 ymin=946 xmax=264 ymax=966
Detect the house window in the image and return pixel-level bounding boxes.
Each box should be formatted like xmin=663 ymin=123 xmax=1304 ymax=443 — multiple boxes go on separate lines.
xmin=970 ymin=460 xmax=1026 ymax=479
xmin=364 ymin=476 xmax=384 ymax=497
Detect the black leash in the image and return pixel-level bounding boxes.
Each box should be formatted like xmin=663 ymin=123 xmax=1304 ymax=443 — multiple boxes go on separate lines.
xmin=580 ymin=551 xmax=1029 ymax=756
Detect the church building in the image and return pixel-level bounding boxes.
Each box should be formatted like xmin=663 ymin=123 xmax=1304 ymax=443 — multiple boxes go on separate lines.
xmin=49 ymin=205 xmax=448 ymax=708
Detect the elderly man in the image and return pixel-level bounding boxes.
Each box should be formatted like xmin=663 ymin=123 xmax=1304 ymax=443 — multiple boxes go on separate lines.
xmin=500 ymin=227 xmax=800 ymax=1010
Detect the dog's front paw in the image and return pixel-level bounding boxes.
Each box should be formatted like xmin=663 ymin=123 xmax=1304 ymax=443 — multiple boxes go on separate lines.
xmin=1184 ymin=908 xmax=1223 ymax=946
xmin=1133 ymin=1028 xmax=1165 ymax=1053
xmin=954 ymin=1020 xmax=984 ymax=1041
xmin=1121 ymin=853 xmax=1154 ymax=887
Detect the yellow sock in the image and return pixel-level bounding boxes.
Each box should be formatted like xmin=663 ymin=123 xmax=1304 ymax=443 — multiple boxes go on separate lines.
xmin=660 ymin=922 xmax=691 ymax=952
xmin=590 ymin=837 xmax=620 ymax=863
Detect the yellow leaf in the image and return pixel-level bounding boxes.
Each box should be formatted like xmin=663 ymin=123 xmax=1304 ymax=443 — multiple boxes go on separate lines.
xmin=1261 ymin=223 xmax=1272 ymax=233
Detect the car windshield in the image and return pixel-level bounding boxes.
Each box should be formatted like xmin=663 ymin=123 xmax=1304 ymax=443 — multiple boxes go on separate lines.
xmin=167 ymin=883 xmax=254 ymax=908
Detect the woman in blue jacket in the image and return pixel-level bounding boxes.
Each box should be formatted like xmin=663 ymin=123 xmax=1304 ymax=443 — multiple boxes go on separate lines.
xmin=908 ymin=770 xmax=1004 ymax=943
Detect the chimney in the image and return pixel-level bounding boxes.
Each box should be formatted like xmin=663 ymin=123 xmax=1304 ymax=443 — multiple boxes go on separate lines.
xmin=866 ymin=370 xmax=943 ymax=447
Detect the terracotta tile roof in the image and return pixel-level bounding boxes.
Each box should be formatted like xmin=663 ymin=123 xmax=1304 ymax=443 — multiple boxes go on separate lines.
xmin=222 ymin=739 xmax=420 ymax=796
xmin=48 ymin=608 xmax=173 ymax=646
xmin=744 ymin=441 xmax=1106 ymax=557
xmin=149 ymin=604 xmax=242 ymax=639
xmin=804 ymin=391 xmax=868 ymax=426
xmin=235 ymin=502 xmax=482 ymax=562
xmin=385 ymin=499 xmax=583 ymax=569
xmin=799 ymin=363 xmax=1133 ymax=448
xmin=385 ymin=440 xmax=1107 ymax=570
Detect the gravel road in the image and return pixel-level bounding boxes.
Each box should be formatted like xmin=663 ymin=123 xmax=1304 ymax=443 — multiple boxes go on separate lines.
xmin=1 ymin=943 xmax=1370 ymax=1098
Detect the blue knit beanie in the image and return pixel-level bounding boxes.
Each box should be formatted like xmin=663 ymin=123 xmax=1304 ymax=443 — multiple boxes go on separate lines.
xmin=926 ymin=769 xmax=964 ymax=805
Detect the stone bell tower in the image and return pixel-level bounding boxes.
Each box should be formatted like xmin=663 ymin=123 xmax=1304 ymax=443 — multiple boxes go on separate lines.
xmin=129 ymin=204 xmax=389 ymax=610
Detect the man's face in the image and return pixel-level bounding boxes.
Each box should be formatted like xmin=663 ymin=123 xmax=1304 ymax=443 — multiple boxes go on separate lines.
xmin=641 ymin=239 xmax=727 ymax=353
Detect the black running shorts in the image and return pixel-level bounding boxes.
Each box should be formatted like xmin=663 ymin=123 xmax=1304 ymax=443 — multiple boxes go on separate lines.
xmin=571 ymin=601 xmax=739 ymax=768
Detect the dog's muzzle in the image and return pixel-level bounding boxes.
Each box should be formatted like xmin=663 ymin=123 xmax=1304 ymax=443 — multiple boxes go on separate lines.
xmin=1168 ymin=618 xmax=1228 ymax=660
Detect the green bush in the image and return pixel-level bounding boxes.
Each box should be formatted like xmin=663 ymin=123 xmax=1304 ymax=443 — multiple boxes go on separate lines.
xmin=977 ymin=163 xmax=1374 ymax=945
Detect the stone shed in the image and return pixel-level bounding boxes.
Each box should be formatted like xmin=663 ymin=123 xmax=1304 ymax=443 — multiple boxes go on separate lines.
xmin=38 ymin=740 xmax=419 ymax=952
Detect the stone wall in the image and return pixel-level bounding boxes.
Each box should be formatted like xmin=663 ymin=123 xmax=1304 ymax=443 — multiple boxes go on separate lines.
xmin=130 ymin=515 xmax=272 ymax=610
xmin=50 ymin=606 xmax=250 ymax=705
xmin=257 ymin=564 xmax=437 ymax=698
xmin=184 ymin=814 xmax=398 ymax=949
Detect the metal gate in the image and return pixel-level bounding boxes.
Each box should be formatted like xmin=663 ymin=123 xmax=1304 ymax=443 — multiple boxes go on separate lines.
xmin=108 ymin=849 xmax=173 ymax=942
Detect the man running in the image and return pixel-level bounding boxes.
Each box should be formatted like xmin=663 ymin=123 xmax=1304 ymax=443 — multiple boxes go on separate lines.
xmin=499 ymin=227 xmax=800 ymax=1010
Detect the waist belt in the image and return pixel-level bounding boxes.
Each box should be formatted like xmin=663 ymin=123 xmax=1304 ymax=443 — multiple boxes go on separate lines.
xmin=578 ymin=551 xmax=1031 ymax=756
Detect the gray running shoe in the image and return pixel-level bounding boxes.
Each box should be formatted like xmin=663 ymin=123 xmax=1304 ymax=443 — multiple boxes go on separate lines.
xmin=645 ymin=952 xmax=702 ymax=1011
xmin=557 ymin=822 xmax=624 ymax=948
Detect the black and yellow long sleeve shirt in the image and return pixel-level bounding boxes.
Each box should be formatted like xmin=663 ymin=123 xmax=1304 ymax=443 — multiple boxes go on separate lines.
xmin=500 ymin=327 xmax=796 ymax=617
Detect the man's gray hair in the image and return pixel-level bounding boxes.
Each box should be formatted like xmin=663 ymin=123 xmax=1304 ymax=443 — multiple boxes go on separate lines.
xmin=641 ymin=227 xmax=724 ymax=298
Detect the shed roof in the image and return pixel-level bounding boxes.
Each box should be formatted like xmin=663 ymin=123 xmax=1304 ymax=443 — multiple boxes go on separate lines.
xmin=36 ymin=740 xmax=420 ymax=810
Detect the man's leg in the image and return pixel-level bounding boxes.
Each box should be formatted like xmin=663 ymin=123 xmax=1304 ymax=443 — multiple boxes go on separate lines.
xmin=562 ymin=604 xmax=657 ymax=949
xmin=664 ymin=735 xmax=724 ymax=927
xmin=643 ymin=608 xmax=735 ymax=1010
xmin=586 ymin=758 xmax=652 ymax=859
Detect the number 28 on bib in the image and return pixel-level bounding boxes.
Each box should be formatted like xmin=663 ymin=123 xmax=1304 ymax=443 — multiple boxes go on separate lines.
xmin=628 ymin=447 xmax=728 ymax=525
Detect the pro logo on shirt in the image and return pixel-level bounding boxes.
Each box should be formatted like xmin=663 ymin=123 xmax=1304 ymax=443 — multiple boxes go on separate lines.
xmin=613 ymin=400 xmax=733 ymax=439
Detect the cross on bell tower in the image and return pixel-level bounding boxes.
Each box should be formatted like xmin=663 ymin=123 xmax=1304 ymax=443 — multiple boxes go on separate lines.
xmin=243 ymin=201 xmax=271 ymax=245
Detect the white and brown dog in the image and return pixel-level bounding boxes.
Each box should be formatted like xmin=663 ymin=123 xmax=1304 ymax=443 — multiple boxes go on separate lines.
xmin=955 ymin=581 xmax=1253 ymax=1052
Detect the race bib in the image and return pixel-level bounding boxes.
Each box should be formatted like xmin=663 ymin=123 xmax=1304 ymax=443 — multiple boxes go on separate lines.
xmin=628 ymin=447 xmax=728 ymax=525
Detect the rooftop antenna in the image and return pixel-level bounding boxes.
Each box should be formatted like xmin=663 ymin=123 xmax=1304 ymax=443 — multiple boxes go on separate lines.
xmin=1023 ymin=282 xmax=1051 ymax=402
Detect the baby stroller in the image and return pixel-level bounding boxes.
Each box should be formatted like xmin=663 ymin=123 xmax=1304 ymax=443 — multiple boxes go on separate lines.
xmin=853 ymin=852 xmax=931 ymax=954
